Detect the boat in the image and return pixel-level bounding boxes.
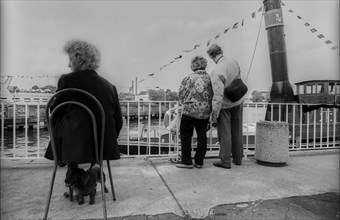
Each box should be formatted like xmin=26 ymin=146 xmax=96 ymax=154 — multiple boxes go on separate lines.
xmin=1 ymin=76 xmax=53 ymax=104
xmin=0 ymin=76 xmax=53 ymax=129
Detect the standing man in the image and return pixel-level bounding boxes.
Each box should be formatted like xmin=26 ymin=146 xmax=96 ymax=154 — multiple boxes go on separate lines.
xmin=207 ymin=44 xmax=244 ymax=169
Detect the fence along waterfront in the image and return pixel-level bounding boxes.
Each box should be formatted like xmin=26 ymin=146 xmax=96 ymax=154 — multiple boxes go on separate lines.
xmin=0 ymin=101 xmax=339 ymax=159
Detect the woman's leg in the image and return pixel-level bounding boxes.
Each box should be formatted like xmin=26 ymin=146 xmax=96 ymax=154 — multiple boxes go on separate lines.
xmin=194 ymin=118 xmax=209 ymax=166
xmin=180 ymin=115 xmax=194 ymax=165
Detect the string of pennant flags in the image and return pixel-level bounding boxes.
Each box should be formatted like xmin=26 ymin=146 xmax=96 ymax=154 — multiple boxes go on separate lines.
xmin=1 ymin=74 xmax=60 ymax=79
xmin=129 ymin=1 xmax=338 ymax=93
xmin=129 ymin=4 xmax=266 ymax=93
xmin=281 ymin=1 xmax=339 ymax=52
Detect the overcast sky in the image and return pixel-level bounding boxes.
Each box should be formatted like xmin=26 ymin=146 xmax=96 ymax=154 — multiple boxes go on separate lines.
xmin=1 ymin=0 xmax=339 ymax=95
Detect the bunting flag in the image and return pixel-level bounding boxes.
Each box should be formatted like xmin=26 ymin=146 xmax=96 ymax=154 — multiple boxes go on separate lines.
xmin=207 ymin=39 xmax=211 ymax=47
xmin=194 ymin=44 xmax=200 ymax=49
xmin=148 ymin=73 xmax=155 ymax=76
xmin=242 ymin=19 xmax=244 ymax=26
xmin=174 ymin=55 xmax=182 ymax=59
xmin=224 ymin=28 xmax=229 ymax=34
xmin=258 ymin=6 xmax=262 ymax=12
xmin=215 ymin=34 xmax=220 ymax=39
xmin=232 ymin=22 xmax=238 ymax=29
xmin=252 ymin=11 xmax=256 ymax=18
xmin=283 ymin=1 xmax=339 ymax=54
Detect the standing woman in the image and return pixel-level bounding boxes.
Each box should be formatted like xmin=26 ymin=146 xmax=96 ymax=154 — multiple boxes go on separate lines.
xmin=176 ymin=56 xmax=213 ymax=169
xmin=44 ymin=39 xmax=123 ymax=166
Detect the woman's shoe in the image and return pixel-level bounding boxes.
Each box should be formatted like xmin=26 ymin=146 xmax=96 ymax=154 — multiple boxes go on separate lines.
xmin=194 ymin=164 xmax=203 ymax=168
xmin=175 ymin=163 xmax=193 ymax=169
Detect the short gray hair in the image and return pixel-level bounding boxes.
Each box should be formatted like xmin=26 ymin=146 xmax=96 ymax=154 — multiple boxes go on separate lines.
xmin=63 ymin=39 xmax=101 ymax=70
xmin=190 ymin=56 xmax=207 ymax=71
xmin=207 ymin=44 xmax=223 ymax=59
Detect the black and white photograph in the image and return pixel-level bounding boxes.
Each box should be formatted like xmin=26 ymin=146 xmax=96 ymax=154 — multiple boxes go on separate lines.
xmin=1 ymin=0 xmax=339 ymax=219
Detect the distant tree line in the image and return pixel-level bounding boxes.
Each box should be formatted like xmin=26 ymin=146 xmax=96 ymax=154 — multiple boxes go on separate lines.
xmin=251 ymin=90 xmax=270 ymax=102
xmin=147 ymin=89 xmax=178 ymax=101
xmin=31 ymin=85 xmax=57 ymax=92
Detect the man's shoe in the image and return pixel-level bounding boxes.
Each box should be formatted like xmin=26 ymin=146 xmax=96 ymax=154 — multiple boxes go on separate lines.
xmin=213 ymin=161 xmax=231 ymax=169
xmin=194 ymin=164 xmax=203 ymax=168
xmin=175 ymin=163 xmax=193 ymax=169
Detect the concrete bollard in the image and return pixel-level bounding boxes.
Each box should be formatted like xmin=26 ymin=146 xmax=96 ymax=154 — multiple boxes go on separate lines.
xmin=255 ymin=121 xmax=289 ymax=167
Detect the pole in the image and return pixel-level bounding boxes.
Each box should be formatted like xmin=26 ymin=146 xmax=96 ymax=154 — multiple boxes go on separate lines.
xmin=135 ymin=77 xmax=138 ymax=95
xmin=263 ymin=0 xmax=294 ymax=103
xmin=263 ymin=0 xmax=295 ymax=121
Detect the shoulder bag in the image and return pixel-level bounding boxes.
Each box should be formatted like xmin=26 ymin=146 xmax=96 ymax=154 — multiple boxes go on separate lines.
xmin=224 ymin=78 xmax=248 ymax=102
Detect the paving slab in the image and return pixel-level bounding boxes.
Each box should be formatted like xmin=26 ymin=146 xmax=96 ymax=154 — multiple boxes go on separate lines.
xmin=0 ymin=158 xmax=182 ymax=220
xmin=152 ymin=153 xmax=340 ymax=219
xmin=0 ymin=151 xmax=339 ymax=220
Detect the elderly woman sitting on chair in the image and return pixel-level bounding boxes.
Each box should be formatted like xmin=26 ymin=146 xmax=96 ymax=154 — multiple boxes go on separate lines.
xmin=44 ymin=39 xmax=123 ymax=171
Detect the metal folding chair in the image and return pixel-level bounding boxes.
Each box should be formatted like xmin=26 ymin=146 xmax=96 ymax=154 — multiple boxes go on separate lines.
xmin=43 ymin=88 xmax=116 ymax=220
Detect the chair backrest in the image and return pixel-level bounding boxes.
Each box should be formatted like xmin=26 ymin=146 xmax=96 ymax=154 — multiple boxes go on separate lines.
xmin=45 ymin=88 xmax=106 ymax=165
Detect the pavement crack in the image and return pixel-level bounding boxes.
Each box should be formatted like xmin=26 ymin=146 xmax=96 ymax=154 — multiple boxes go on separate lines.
xmin=149 ymin=159 xmax=190 ymax=219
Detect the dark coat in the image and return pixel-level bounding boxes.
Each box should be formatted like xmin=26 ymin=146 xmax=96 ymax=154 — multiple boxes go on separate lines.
xmin=44 ymin=70 xmax=123 ymax=163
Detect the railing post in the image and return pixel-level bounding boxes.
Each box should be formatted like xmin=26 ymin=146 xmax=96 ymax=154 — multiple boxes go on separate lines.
xmin=1 ymin=102 xmax=4 ymax=157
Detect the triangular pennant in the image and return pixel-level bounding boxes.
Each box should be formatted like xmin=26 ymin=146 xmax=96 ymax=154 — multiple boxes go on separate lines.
xmin=317 ymin=34 xmax=325 ymax=38
xmin=148 ymin=73 xmax=155 ymax=76
xmin=304 ymin=22 xmax=310 ymax=26
xmin=325 ymin=40 xmax=332 ymax=44
xmin=215 ymin=34 xmax=220 ymax=39
xmin=297 ymin=16 xmax=302 ymax=19
xmin=207 ymin=39 xmax=211 ymax=47
xmin=174 ymin=55 xmax=182 ymax=60
xmin=233 ymin=22 xmax=238 ymax=29
xmin=224 ymin=28 xmax=230 ymax=34
xmin=258 ymin=6 xmax=262 ymax=12
xmin=310 ymin=28 xmax=317 ymax=33
xmin=241 ymin=19 xmax=244 ymax=26
xmin=252 ymin=11 xmax=256 ymax=18
xmin=194 ymin=44 xmax=200 ymax=49
xmin=288 ymin=9 xmax=293 ymax=13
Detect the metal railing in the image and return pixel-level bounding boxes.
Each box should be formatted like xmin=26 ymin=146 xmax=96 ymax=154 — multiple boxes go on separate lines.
xmin=1 ymin=100 xmax=339 ymax=160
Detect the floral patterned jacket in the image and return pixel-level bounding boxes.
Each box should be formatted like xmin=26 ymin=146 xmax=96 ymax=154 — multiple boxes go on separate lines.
xmin=179 ymin=70 xmax=213 ymax=119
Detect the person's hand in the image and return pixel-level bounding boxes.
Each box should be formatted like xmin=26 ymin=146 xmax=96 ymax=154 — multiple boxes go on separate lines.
xmin=206 ymin=121 xmax=211 ymax=131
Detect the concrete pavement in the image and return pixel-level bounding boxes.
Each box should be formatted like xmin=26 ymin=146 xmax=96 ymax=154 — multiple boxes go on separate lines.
xmin=1 ymin=150 xmax=339 ymax=219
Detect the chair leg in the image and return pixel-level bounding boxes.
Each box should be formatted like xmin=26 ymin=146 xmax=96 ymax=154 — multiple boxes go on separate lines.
xmin=43 ymin=164 xmax=58 ymax=220
xmin=100 ymin=163 xmax=107 ymax=220
xmin=106 ymin=160 xmax=116 ymax=201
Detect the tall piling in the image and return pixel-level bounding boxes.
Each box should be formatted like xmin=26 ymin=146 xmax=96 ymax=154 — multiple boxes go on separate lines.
xmin=263 ymin=0 xmax=295 ymax=121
